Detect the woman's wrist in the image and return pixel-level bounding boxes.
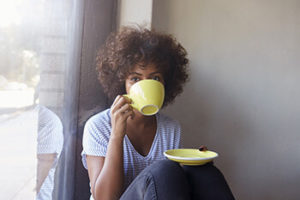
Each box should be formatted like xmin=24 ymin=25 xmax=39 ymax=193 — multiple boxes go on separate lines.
xmin=110 ymin=129 xmax=125 ymax=140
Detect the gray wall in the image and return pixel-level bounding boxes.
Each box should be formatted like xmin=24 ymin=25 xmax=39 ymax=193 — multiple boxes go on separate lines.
xmin=153 ymin=0 xmax=300 ymax=199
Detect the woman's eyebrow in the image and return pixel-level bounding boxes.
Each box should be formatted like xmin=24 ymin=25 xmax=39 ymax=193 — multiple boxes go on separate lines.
xmin=149 ymin=71 xmax=162 ymax=75
xmin=128 ymin=71 xmax=162 ymax=76
xmin=128 ymin=72 xmax=142 ymax=75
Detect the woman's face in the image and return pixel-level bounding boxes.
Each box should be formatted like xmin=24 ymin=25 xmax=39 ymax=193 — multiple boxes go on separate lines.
xmin=125 ymin=63 xmax=165 ymax=94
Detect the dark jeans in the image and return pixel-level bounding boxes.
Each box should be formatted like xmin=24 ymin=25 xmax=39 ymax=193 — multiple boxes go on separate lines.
xmin=120 ymin=160 xmax=235 ymax=200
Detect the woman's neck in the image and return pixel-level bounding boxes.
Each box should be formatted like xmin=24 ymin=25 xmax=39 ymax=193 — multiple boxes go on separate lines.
xmin=127 ymin=110 xmax=156 ymax=128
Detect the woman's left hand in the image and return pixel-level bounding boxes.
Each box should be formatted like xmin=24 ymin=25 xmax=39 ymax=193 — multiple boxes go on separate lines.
xmin=199 ymin=145 xmax=208 ymax=151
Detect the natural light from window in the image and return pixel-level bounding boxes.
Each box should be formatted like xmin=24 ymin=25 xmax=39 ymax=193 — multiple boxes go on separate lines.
xmin=0 ymin=0 xmax=42 ymax=199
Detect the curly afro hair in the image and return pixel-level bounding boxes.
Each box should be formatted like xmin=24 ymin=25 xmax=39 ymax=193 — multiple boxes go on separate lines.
xmin=96 ymin=26 xmax=189 ymax=107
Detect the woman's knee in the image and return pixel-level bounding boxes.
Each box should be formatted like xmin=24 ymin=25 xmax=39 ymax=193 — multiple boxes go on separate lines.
xmin=147 ymin=160 xmax=182 ymax=177
xmin=146 ymin=160 xmax=190 ymax=199
xmin=183 ymin=163 xmax=224 ymax=181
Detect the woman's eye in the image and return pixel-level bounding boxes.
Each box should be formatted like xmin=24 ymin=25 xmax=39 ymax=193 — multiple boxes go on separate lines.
xmin=152 ymin=76 xmax=160 ymax=81
xmin=131 ymin=77 xmax=140 ymax=82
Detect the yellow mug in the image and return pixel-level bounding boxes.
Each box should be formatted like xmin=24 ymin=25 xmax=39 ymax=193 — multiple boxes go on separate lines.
xmin=124 ymin=79 xmax=165 ymax=116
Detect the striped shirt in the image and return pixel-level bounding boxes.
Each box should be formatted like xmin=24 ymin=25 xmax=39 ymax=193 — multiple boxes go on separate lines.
xmin=81 ymin=108 xmax=181 ymax=192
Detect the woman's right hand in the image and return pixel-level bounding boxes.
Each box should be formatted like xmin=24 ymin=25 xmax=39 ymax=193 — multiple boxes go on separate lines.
xmin=110 ymin=95 xmax=134 ymax=139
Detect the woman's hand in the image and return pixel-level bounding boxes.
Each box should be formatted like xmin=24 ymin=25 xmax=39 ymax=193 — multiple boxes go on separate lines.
xmin=199 ymin=145 xmax=208 ymax=151
xmin=110 ymin=95 xmax=134 ymax=139
xmin=199 ymin=145 xmax=214 ymax=165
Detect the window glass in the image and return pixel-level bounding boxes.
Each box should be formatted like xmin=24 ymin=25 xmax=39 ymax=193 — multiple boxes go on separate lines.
xmin=0 ymin=0 xmax=68 ymax=199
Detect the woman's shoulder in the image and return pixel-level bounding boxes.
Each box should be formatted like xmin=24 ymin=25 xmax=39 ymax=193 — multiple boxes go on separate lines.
xmin=85 ymin=108 xmax=111 ymax=129
xmin=83 ymin=109 xmax=112 ymax=142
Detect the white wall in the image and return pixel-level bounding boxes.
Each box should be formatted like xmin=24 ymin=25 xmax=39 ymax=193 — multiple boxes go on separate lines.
xmin=117 ymin=0 xmax=152 ymax=29
xmin=153 ymin=0 xmax=300 ymax=199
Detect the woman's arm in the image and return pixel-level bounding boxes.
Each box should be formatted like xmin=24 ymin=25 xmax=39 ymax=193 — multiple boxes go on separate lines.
xmin=86 ymin=136 xmax=124 ymax=200
xmin=36 ymin=153 xmax=57 ymax=193
xmin=99 ymin=135 xmax=124 ymax=198
xmin=86 ymin=96 xmax=133 ymax=200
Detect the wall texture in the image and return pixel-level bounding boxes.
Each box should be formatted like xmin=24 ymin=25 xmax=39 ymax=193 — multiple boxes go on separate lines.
xmin=117 ymin=0 xmax=153 ymax=29
xmin=153 ymin=0 xmax=300 ymax=199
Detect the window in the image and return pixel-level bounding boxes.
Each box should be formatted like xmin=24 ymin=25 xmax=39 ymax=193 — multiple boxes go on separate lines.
xmin=0 ymin=0 xmax=116 ymax=199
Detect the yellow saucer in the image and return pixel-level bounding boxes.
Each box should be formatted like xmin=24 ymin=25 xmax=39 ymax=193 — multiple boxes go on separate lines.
xmin=164 ymin=149 xmax=218 ymax=166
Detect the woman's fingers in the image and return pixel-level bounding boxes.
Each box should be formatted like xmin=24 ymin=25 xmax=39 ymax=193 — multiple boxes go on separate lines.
xmin=120 ymin=108 xmax=134 ymax=120
xmin=117 ymin=103 xmax=131 ymax=113
xmin=110 ymin=95 xmax=133 ymax=138
xmin=111 ymin=96 xmax=134 ymax=121
xmin=115 ymin=103 xmax=133 ymax=117
xmin=111 ymin=95 xmax=122 ymax=107
xmin=199 ymin=145 xmax=208 ymax=151
xmin=111 ymin=96 xmax=131 ymax=113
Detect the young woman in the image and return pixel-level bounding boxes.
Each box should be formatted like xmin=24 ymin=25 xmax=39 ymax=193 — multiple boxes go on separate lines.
xmin=81 ymin=26 xmax=235 ymax=200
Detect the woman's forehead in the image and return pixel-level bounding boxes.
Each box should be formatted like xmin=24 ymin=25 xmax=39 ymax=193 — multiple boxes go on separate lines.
xmin=130 ymin=63 xmax=161 ymax=73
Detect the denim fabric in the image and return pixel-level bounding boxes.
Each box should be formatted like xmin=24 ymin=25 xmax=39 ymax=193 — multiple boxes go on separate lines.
xmin=183 ymin=163 xmax=235 ymax=200
xmin=120 ymin=160 xmax=190 ymax=200
xmin=120 ymin=160 xmax=235 ymax=200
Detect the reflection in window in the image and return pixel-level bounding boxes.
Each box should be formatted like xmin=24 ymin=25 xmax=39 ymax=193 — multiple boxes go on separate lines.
xmin=36 ymin=105 xmax=64 ymax=199
xmin=0 ymin=0 xmax=68 ymax=199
